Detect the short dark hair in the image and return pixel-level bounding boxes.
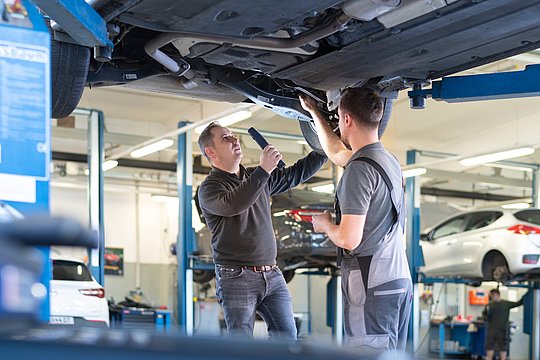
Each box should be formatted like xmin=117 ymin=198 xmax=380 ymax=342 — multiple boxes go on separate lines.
xmin=490 ymin=289 xmax=500 ymax=296
xmin=198 ymin=121 xmax=221 ymax=160
xmin=339 ymin=87 xmax=383 ymax=129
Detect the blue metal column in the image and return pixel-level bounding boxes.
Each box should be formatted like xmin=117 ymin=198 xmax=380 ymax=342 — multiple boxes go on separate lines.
xmin=326 ymin=275 xmax=343 ymax=345
xmin=405 ymin=149 xmax=424 ymax=351
xmin=532 ymin=169 xmax=540 ymax=359
xmin=0 ymin=1 xmax=51 ymax=322
xmin=87 ymin=110 xmax=105 ymax=284
xmin=532 ymin=285 xmax=540 ymax=360
xmin=177 ymin=122 xmax=194 ymax=335
xmin=533 ymin=168 xmax=540 ymax=208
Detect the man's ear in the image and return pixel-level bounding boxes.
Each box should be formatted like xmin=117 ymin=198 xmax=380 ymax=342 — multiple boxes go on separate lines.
xmin=344 ymin=113 xmax=354 ymax=128
xmin=205 ymin=146 xmax=216 ymax=159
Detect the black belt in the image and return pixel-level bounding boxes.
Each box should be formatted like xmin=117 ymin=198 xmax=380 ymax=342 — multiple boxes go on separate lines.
xmin=217 ymin=264 xmax=278 ymax=272
xmin=242 ymin=265 xmax=278 ymax=272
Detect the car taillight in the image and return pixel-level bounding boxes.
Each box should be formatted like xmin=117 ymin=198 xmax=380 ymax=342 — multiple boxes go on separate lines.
xmin=79 ymin=288 xmax=105 ymax=298
xmin=287 ymin=209 xmax=323 ymax=222
xmin=523 ymin=255 xmax=540 ymax=264
xmin=507 ymin=224 xmax=540 ymax=235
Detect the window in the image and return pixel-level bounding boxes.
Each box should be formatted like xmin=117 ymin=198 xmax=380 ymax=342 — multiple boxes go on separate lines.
xmin=52 ymin=260 xmax=93 ymax=281
xmin=432 ymin=216 xmax=466 ymax=240
xmin=465 ymin=211 xmax=503 ymax=231
xmin=514 ymin=210 xmax=540 ymax=225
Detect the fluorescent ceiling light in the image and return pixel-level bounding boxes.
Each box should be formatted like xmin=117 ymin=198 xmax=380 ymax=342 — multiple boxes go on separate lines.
xmin=402 ymin=167 xmax=427 ymax=178
xmin=501 ymin=202 xmax=530 ymax=210
xmin=312 ymin=184 xmax=335 ymax=194
xmin=151 ymin=194 xmax=178 ymax=203
xmin=102 ymin=160 xmax=118 ymax=171
xmin=130 ymin=139 xmax=175 ymax=158
xmin=460 ymin=147 xmax=535 ymax=167
xmin=195 ymin=110 xmax=252 ymax=134
xmin=83 ymin=160 xmax=119 ymax=175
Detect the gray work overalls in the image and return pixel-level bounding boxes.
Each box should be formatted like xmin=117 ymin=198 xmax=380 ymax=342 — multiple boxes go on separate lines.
xmin=336 ymin=156 xmax=412 ymax=352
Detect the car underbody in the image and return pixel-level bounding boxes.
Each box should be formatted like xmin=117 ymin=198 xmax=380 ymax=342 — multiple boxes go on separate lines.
xmin=48 ymin=0 xmax=540 ymax=126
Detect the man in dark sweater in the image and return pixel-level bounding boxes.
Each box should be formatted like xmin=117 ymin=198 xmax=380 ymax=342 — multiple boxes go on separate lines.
xmin=197 ymin=121 xmax=326 ymax=340
xmin=483 ymin=289 xmax=523 ymax=360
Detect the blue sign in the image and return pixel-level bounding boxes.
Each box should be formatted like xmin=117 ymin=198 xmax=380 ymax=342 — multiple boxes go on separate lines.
xmin=0 ymin=0 xmax=52 ymax=324
xmin=0 ymin=26 xmax=50 ymax=180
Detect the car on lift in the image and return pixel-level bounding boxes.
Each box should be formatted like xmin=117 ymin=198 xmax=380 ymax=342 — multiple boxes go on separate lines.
xmin=40 ymin=0 xmax=540 ymax=152
xmin=192 ymin=189 xmax=336 ymax=283
xmin=50 ymin=258 xmax=110 ymax=327
xmin=420 ymin=208 xmax=540 ymax=284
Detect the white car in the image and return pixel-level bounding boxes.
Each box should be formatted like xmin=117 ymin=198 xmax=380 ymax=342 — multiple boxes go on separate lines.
xmin=50 ymin=258 xmax=109 ymax=327
xmin=420 ymin=209 xmax=540 ymax=283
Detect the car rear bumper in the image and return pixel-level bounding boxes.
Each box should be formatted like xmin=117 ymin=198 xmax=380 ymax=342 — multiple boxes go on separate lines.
xmin=49 ymin=316 xmax=109 ymax=327
xmin=505 ymin=243 xmax=540 ymax=275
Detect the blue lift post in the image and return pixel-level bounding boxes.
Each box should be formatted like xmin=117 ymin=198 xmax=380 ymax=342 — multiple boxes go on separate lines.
xmin=86 ymin=109 xmax=105 ymax=284
xmin=177 ymin=121 xmax=194 ymax=335
xmin=405 ymin=150 xmax=424 ymax=352
xmin=531 ymin=165 xmax=540 ymax=360
xmin=0 ymin=0 xmax=51 ymax=322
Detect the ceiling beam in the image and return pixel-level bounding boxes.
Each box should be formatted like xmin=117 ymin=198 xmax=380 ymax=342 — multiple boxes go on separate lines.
xmin=421 ymin=187 xmax=522 ymax=201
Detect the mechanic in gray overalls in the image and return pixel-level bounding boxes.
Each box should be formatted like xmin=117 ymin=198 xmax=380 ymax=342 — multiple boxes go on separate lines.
xmin=300 ymin=88 xmax=412 ymax=352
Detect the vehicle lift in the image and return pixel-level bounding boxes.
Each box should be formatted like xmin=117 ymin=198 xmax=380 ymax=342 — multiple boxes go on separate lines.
xmin=407 ymin=67 xmax=540 ymax=359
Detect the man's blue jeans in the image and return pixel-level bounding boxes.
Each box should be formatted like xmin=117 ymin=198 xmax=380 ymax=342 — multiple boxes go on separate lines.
xmin=215 ymin=265 xmax=297 ymax=341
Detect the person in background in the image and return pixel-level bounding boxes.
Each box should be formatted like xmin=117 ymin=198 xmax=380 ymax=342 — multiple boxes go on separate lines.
xmin=483 ymin=288 xmax=524 ymax=360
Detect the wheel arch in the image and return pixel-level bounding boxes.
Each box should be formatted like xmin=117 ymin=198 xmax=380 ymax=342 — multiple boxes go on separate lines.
xmin=481 ymin=249 xmax=508 ymax=279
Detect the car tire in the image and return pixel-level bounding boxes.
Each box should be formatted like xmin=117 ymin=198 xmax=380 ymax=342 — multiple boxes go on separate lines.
xmin=193 ymin=269 xmax=215 ymax=284
xmin=492 ymin=264 xmax=511 ymax=283
xmin=51 ymin=38 xmax=90 ymax=118
xmin=299 ymin=120 xmax=326 ymax=155
xmin=282 ymin=270 xmax=295 ymax=283
xmin=299 ymin=95 xmax=394 ymax=155
xmin=483 ymin=252 xmax=511 ymax=282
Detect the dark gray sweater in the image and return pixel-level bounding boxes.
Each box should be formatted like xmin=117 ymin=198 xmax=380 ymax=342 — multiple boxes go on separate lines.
xmin=198 ymin=151 xmax=326 ymax=266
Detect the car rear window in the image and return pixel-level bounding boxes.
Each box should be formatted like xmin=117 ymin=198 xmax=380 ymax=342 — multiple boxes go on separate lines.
xmin=52 ymin=260 xmax=93 ymax=281
xmin=514 ymin=210 xmax=540 ymax=225
xmin=465 ymin=211 xmax=503 ymax=231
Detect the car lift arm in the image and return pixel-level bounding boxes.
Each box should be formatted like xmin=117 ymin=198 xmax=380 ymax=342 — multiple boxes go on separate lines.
xmin=31 ymin=0 xmax=113 ymax=48
xmin=408 ymin=64 xmax=540 ymax=109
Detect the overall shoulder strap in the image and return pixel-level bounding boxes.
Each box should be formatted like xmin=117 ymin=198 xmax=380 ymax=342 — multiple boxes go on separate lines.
xmin=353 ymin=157 xmax=405 ymax=228
xmin=356 ymin=157 xmax=394 ymax=192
